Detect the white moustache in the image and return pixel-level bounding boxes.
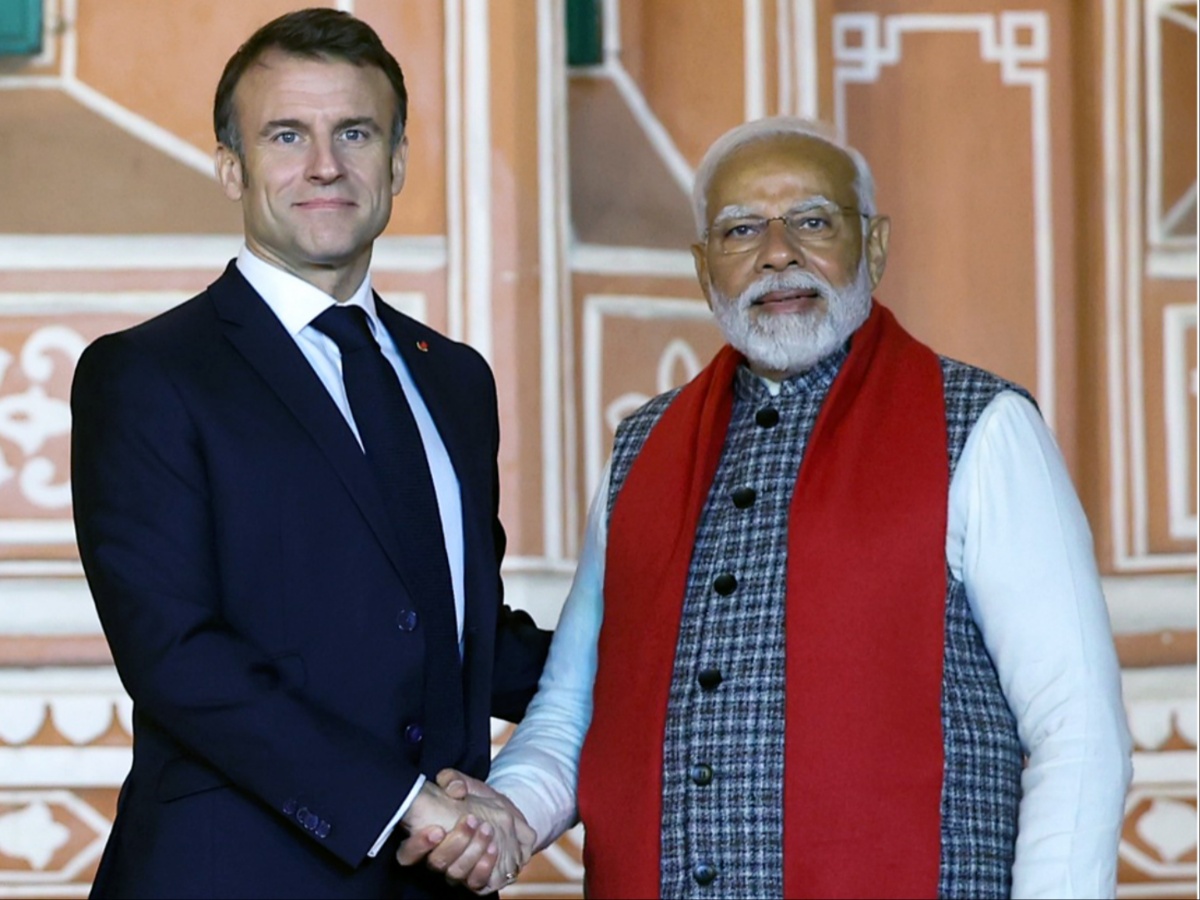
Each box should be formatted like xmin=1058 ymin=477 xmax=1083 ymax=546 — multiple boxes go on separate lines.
xmin=735 ymin=272 xmax=834 ymax=309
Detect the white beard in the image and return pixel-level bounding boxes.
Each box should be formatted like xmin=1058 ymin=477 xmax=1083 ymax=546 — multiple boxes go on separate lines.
xmin=709 ymin=258 xmax=874 ymax=376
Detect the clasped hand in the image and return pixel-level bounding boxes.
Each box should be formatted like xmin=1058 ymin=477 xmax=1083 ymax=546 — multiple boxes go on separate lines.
xmin=396 ymin=769 xmax=534 ymax=894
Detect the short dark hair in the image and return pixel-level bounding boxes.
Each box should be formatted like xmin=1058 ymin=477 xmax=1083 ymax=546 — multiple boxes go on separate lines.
xmin=213 ymin=7 xmax=408 ymax=159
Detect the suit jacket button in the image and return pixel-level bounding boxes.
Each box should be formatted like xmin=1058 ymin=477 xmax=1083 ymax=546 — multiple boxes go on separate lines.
xmin=316 ymin=820 xmax=331 ymax=839
xmin=690 ymin=763 xmax=714 ymax=786
xmin=694 ymin=862 xmax=718 ymax=886
xmin=295 ymin=806 xmax=309 ymax=825
xmin=306 ymin=811 xmax=321 ymax=831
xmin=405 ymin=723 xmax=424 ymax=744
xmin=282 ymin=799 xmax=297 ymax=815
xmin=396 ymin=609 xmax=419 ymax=632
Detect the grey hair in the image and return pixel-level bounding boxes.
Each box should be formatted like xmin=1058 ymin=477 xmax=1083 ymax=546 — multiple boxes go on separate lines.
xmin=691 ymin=116 xmax=877 ymax=238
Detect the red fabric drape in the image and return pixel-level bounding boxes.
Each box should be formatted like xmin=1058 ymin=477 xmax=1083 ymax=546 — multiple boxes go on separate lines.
xmin=578 ymin=303 xmax=948 ymax=899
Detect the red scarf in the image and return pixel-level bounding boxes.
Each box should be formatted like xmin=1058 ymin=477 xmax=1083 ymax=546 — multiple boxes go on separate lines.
xmin=577 ymin=303 xmax=948 ymax=899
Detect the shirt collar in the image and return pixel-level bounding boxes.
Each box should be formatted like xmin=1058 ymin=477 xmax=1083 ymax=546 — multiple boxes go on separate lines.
xmin=236 ymin=245 xmax=378 ymax=337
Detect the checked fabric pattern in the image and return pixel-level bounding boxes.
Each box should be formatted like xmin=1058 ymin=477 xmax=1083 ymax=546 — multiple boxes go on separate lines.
xmin=606 ymin=347 xmax=1028 ymax=899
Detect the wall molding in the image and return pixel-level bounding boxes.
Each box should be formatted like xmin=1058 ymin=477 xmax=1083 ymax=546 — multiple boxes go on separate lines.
xmin=832 ymin=11 xmax=1057 ymax=432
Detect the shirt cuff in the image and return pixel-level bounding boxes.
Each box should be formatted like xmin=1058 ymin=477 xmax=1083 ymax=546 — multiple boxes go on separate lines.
xmin=366 ymin=774 xmax=426 ymax=858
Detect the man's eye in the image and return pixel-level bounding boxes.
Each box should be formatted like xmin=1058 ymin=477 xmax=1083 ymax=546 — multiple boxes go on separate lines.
xmin=273 ymin=131 xmax=300 ymax=144
xmin=343 ymin=128 xmax=367 ymax=141
xmin=725 ymin=221 xmax=764 ymax=239
xmin=794 ymin=215 xmax=832 ymax=231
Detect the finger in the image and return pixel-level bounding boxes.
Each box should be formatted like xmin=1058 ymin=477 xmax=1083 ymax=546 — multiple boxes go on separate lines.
xmin=465 ymin=847 xmax=502 ymax=893
xmin=436 ymin=767 xmax=470 ymax=799
xmin=423 ymin=817 xmax=480 ymax=873
xmin=442 ymin=823 xmax=495 ymax=883
xmin=395 ymin=826 xmax=446 ymax=866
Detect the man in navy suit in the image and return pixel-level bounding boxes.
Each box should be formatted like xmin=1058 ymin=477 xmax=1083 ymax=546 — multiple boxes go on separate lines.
xmin=70 ymin=9 xmax=550 ymax=898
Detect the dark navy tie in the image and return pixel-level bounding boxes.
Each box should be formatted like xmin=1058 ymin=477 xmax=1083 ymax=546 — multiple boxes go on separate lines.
xmin=311 ymin=304 xmax=456 ymax=633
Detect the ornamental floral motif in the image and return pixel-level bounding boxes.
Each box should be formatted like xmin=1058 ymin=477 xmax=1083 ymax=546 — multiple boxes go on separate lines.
xmin=0 ymin=325 xmax=86 ymax=510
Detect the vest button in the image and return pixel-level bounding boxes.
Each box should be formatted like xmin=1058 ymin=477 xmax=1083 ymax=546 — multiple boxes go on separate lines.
xmin=731 ymin=486 xmax=757 ymax=508
xmin=404 ymin=723 xmax=424 ymax=744
xmin=697 ymin=667 xmax=723 ymax=691
xmin=713 ymin=573 xmax=737 ymax=596
xmin=693 ymin=862 xmax=718 ymax=886
xmin=690 ymin=763 xmax=714 ymax=786
xmin=755 ymin=407 xmax=779 ymax=428
xmin=395 ymin=609 xmax=419 ymax=632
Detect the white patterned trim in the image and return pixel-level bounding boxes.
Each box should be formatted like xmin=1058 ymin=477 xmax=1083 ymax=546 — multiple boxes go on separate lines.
xmin=832 ymin=11 xmax=1056 ymax=432
xmin=581 ymin=295 xmax=714 ymax=500
xmin=1105 ymin=0 xmax=1197 ymax=569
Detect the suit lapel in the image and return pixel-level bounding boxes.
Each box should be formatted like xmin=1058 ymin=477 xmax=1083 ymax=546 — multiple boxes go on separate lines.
xmin=207 ymin=265 xmax=416 ymax=591
xmin=376 ymin=302 xmax=475 ymax=492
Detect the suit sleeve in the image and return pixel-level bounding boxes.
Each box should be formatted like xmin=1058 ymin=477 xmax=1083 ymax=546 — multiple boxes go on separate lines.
xmin=70 ymin=332 xmax=421 ymax=867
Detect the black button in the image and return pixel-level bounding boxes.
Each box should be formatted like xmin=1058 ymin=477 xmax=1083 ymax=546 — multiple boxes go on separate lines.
xmin=295 ymin=805 xmax=309 ymax=825
xmin=304 ymin=811 xmax=320 ymax=831
xmin=404 ymin=723 xmax=424 ymax=744
xmin=690 ymin=763 xmax=714 ymax=786
xmin=694 ymin=862 xmax=718 ymax=886
xmin=316 ymin=820 xmax=331 ymax=839
xmin=713 ymin=573 xmax=737 ymax=596
xmin=698 ymin=667 xmax=723 ymax=690
xmin=395 ymin=609 xmax=419 ymax=632
xmin=731 ymin=486 xmax=757 ymax=508
xmin=755 ymin=407 xmax=779 ymax=428
xmin=282 ymin=799 xmax=297 ymax=815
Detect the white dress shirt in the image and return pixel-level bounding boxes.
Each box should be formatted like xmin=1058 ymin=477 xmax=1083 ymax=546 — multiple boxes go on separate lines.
xmin=488 ymin=387 xmax=1133 ymax=899
xmin=236 ymin=247 xmax=465 ymax=855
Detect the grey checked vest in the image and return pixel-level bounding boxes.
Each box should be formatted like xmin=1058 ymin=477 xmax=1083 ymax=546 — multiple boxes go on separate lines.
xmin=606 ymin=348 xmax=1029 ymax=899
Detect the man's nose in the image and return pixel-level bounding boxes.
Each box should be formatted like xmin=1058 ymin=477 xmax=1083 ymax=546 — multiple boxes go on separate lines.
xmin=757 ymin=218 xmax=805 ymax=270
xmin=306 ymin=137 xmax=344 ymax=183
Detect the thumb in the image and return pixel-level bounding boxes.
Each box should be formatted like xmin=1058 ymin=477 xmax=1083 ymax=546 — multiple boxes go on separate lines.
xmin=436 ymin=768 xmax=469 ymax=799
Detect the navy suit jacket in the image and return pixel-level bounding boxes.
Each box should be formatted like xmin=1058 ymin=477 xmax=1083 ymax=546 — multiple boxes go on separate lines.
xmin=70 ymin=263 xmax=551 ymax=898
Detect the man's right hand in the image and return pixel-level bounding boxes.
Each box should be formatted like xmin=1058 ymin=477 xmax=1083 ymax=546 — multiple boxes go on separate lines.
xmin=396 ymin=770 xmax=535 ymax=894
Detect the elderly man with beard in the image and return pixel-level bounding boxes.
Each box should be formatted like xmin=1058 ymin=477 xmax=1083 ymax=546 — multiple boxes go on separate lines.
xmin=396 ymin=118 xmax=1133 ymax=899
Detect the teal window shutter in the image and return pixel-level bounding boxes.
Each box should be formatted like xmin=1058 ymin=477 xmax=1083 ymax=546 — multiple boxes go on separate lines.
xmin=0 ymin=0 xmax=42 ymax=56
xmin=566 ymin=0 xmax=602 ymax=67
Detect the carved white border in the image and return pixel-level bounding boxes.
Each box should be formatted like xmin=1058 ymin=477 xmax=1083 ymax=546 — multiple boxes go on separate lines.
xmin=0 ymin=293 xmax=185 ymax=577
xmin=588 ymin=0 xmax=694 ymax=195
xmin=1144 ymin=0 xmax=1198 ymax=274
xmin=537 ymin=0 xmax=573 ymax=560
xmin=581 ymin=294 xmax=713 ymax=501
xmin=0 ymin=236 xmax=447 ymax=273
xmin=770 ymin=0 xmax=820 ymax=119
xmin=1105 ymin=0 xmax=1196 ymax=570
xmin=1163 ymin=303 xmax=1197 ymax=541
xmin=832 ymin=11 xmax=1056 ymax=432
xmin=0 ymin=789 xmax=109 ymax=890
xmin=744 ymin=0 xmax=766 ymax=119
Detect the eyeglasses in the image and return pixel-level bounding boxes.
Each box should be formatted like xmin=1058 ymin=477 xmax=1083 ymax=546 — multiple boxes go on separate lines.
xmin=708 ymin=203 xmax=869 ymax=255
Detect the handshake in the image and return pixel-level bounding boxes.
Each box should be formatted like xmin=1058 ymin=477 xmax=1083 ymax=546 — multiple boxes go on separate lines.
xmin=396 ymin=769 xmax=535 ymax=894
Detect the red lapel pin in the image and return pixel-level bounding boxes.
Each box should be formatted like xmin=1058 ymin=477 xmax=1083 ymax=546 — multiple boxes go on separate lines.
xmin=416 ymin=340 xmax=429 ymax=352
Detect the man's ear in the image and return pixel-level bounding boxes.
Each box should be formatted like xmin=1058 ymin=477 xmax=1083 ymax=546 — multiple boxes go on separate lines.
xmin=214 ymin=145 xmax=244 ymax=201
xmin=391 ymin=134 xmax=409 ymax=197
xmin=865 ymin=215 xmax=890 ymax=289
xmin=692 ymin=242 xmax=715 ymax=312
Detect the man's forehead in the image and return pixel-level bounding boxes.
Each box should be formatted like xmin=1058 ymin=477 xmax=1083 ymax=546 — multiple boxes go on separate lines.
xmin=706 ymin=135 xmax=857 ymax=206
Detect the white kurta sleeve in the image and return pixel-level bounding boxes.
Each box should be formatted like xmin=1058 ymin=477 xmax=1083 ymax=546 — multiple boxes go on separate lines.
xmin=947 ymin=391 xmax=1133 ymax=899
xmin=487 ymin=466 xmax=610 ymax=850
